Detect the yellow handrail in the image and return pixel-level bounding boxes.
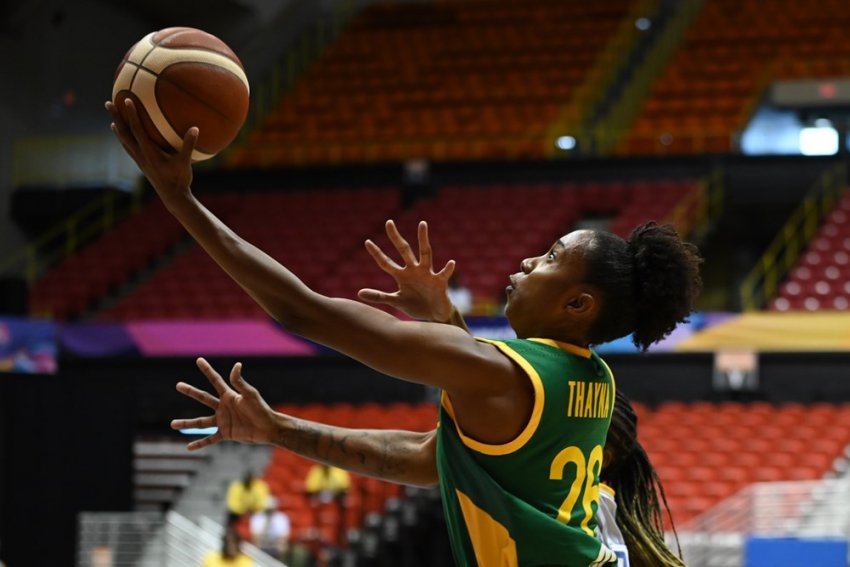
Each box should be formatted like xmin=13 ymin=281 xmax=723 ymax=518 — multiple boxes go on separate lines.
xmin=739 ymin=163 xmax=846 ymax=311
xmin=544 ymin=0 xmax=657 ymax=156
xmin=0 ymin=185 xmax=145 ymax=286
xmin=663 ymin=166 xmax=724 ymax=239
xmin=591 ymin=0 xmax=705 ymax=155
xmin=225 ymin=1 xmax=359 ymax=159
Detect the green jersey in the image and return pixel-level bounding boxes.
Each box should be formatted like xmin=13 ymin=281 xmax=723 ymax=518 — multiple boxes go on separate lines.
xmin=436 ymin=338 xmax=617 ymax=567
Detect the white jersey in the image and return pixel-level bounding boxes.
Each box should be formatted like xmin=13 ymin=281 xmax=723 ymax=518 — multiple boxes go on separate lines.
xmin=596 ymin=484 xmax=630 ymax=567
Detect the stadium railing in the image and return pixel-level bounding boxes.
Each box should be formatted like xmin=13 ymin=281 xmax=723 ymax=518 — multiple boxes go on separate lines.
xmin=677 ymin=476 xmax=850 ymax=567
xmin=77 ymin=511 xmax=284 ymax=567
xmin=739 ymin=163 xmax=846 ymax=311
xmin=587 ymin=0 xmax=705 ymax=155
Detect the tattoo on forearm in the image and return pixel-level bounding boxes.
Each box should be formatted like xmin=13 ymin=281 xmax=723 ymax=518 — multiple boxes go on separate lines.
xmin=275 ymin=419 xmax=431 ymax=484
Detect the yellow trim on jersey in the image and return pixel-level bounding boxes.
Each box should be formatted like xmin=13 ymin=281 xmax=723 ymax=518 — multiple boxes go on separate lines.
xmin=599 ymin=482 xmax=616 ymax=498
xmin=455 ymin=489 xmax=519 ymax=567
xmin=527 ymin=338 xmax=592 ymax=359
xmin=440 ymin=338 xmax=545 ymax=456
xmin=597 ymin=356 xmax=617 ymax=421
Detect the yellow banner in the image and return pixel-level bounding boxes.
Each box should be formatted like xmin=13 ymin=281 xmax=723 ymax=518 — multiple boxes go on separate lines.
xmin=677 ymin=312 xmax=850 ymax=352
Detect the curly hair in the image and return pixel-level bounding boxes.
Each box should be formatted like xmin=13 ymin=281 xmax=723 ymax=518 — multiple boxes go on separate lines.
xmin=582 ymin=222 xmax=703 ymax=351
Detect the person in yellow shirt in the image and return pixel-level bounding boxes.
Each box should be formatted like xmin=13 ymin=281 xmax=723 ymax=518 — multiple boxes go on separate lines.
xmin=226 ymin=471 xmax=269 ymax=525
xmin=305 ymin=464 xmax=350 ymax=504
xmin=305 ymin=463 xmax=351 ymax=548
xmin=201 ymin=527 xmax=253 ymax=567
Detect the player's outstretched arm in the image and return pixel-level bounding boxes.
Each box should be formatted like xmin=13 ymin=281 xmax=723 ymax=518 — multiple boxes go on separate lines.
xmin=105 ymin=100 xmax=520 ymax=402
xmin=172 ymin=358 xmax=438 ymax=487
xmin=358 ymin=219 xmax=471 ymax=334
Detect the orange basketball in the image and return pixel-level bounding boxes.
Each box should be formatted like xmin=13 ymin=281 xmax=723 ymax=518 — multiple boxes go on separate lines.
xmin=112 ymin=27 xmax=250 ymax=161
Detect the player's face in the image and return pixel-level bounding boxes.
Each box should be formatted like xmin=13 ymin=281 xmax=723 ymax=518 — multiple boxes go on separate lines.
xmin=504 ymin=230 xmax=595 ymax=338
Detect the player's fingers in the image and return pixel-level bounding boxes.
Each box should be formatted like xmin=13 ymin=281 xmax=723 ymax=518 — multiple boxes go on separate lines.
xmin=178 ymin=127 xmax=199 ymax=162
xmin=171 ymin=415 xmax=217 ymax=430
xmin=357 ymin=288 xmax=399 ymax=306
xmin=176 ymin=381 xmax=219 ymax=410
xmin=106 ymin=101 xmax=140 ymax=154
xmin=385 ymin=220 xmax=417 ymax=265
xmin=120 ymin=98 xmax=147 ymax=143
xmin=418 ymin=221 xmax=433 ymax=268
xmin=111 ymin=125 xmax=138 ymax=157
xmin=196 ymin=357 xmax=229 ymax=395
xmin=229 ymin=362 xmax=255 ymax=395
xmin=436 ymin=259 xmax=456 ymax=281
xmin=365 ymin=240 xmax=402 ymax=273
xmin=121 ymin=98 xmax=165 ymax=160
xmin=186 ymin=431 xmax=223 ymax=451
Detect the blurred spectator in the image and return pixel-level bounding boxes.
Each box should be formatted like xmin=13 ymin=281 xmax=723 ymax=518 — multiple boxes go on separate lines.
xmin=249 ymin=497 xmax=290 ymax=560
xmin=447 ymin=272 xmax=472 ymax=315
xmin=306 ymin=463 xmax=351 ymax=552
xmin=305 ymin=464 xmax=350 ymax=504
xmin=226 ymin=471 xmax=270 ymax=525
xmin=201 ymin=526 xmax=253 ymax=567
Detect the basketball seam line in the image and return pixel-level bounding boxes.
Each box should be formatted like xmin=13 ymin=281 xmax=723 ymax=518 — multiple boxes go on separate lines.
xmin=155 ymin=29 xmax=238 ymax=60
xmin=149 ymin=60 xmax=245 ymax=125
xmin=129 ymin=36 xmax=159 ymax=92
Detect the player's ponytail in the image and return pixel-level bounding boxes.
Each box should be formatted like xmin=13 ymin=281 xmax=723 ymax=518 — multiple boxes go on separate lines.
xmin=584 ymin=222 xmax=702 ymax=351
xmin=604 ymin=390 xmax=686 ymax=567
xmin=628 ymin=222 xmax=702 ymax=351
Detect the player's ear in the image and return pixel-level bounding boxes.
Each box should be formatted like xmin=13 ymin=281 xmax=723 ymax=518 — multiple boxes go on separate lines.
xmin=564 ymin=291 xmax=595 ymax=315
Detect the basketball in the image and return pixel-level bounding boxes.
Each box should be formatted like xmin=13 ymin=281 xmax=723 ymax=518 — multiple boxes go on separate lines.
xmin=112 ymin=27 xmax=250 ymax=161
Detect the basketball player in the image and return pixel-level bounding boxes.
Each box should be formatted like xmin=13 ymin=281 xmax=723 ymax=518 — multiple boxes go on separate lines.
xmin=107 ymin=99 xmax=701 ymax=566
xmin=358 ymin=221 xmax=686 ymax=567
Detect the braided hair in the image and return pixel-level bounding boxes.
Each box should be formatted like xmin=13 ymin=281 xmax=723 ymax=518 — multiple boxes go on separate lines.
xmin=582 ymin=222 xmax=703 ymax=351
xmin=603 ymin=389 xmax=686 ymax=567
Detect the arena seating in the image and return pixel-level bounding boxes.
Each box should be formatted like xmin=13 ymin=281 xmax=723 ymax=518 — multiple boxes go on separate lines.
xmin=312 ymin=180 xmax=701 ymax=306
xmin=636 ymin=400 xmax=850 ymax=525
xmin=91 ymin=180 xmax=699 ymax=320
xmin=261 ymin=402 xmax=438 ymax=548
xmin=225 ymin=0 xmax=633 ymax=167
xmin=28 ymin=200 xmax=183 ymax=320
xmin=618 ymin=0 xmax=850 ymax=155
xmin=99 ymin=188 xmax=399 ymax=321
xmin=770 ymin=191 xmax=850 ymax=312
xmin=257 ymin=399 xmax=850 ymax=549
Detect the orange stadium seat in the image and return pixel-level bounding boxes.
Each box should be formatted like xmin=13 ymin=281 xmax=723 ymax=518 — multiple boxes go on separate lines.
xmin=639 ymin=400 xmax=850 ymax=524
xmin=261 ymin=403 xmax=438 ymax=549
xmin=223 ymin=0 xmax=634 ymax=167
xmin=618 ymin=0 xmax=850 ymax=156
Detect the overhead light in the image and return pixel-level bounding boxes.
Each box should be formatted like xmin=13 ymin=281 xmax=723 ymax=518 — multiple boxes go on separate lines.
xmin=799 ymin=127 xmax=838 ymax=156
xmin=635 ymin=17 xmax=651 ymax=31
xmin=556 ymin=135 xmax=576 ymax=150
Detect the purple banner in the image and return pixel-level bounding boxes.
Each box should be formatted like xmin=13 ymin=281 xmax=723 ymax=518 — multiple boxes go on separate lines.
xmin=126 ymin=319 xmax=318 ymax=357
xmin=0 ymin=316 xmax=57 ymax=374
xmin=59 ymin=322 xmax=138 ymax=357
xmin=41 ymin=312 xmax=733 ymax=358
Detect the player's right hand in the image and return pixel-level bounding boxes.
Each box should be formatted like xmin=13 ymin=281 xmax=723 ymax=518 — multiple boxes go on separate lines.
xmin=170 ymin=358 xmax=277 ymax=451
xmin=105 ymin=98 xmax=197 ymax=210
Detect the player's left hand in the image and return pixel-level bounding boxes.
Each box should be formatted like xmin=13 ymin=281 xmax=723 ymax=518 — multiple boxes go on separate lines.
xmin=358 ymin=220 xmax=456 ymax=323
xmin=170 ymin=358 xmax=277 ymax=451
xmin=105 ymin=98 xmax=196 ymax=210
